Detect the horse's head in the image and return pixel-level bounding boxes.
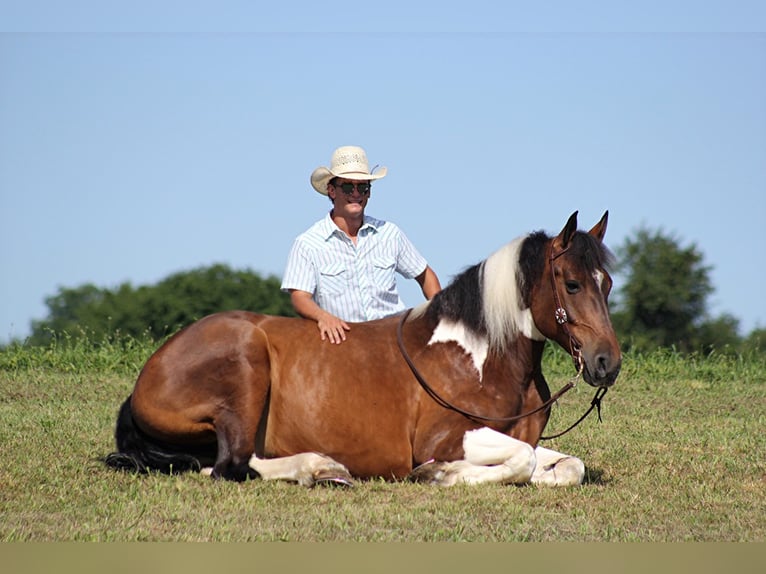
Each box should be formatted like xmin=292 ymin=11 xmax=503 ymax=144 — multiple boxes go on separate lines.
xmin=528 ymin=211 xmax=622 ymax=388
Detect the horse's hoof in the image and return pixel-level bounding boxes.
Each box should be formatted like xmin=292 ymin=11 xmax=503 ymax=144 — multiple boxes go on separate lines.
xmin=407 ymin=460 xmax=446 ymax=484
xmin=312 ymin=469 xmax=355 ymax=488
xmin=313 ymin=475 xmax=355 ymax=488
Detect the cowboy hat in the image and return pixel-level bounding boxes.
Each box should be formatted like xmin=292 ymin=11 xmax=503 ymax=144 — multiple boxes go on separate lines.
xmin=310 ymin=146 xmax=387 ymax=195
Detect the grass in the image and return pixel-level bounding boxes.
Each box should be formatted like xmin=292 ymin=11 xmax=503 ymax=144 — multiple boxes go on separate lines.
xmin=1 ymin=336 xmax=764 ymax=541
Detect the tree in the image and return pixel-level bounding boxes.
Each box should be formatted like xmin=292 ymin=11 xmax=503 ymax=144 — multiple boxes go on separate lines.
xmin=742 ymin=328 xmax=766 ymax=353
xmin=611 ymin=226 xmax=738 ymax=353
xmin=28 ymin=264 xmax=296 ymax=346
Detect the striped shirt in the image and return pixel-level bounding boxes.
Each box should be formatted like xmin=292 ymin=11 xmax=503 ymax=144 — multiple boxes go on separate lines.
xmin=281 ymin=212 xmax=428 ymax=322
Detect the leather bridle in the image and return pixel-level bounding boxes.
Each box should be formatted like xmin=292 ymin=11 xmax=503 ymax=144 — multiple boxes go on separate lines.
xmin=549 ymin=242 xmax=588 ymax=373
xmin=396 ymin=242 xmax=607 ymax=439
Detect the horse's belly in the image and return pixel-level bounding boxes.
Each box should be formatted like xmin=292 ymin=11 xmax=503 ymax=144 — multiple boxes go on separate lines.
xmin=263 ymin=389 xmax=414 ymax=478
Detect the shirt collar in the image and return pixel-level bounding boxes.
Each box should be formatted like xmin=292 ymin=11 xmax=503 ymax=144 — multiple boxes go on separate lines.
xmin=320 ymin=212 xmax=380 ymax=241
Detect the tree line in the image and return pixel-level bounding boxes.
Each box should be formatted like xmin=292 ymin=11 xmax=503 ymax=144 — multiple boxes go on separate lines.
xmin=25 ymin=264 xmax=296 ymax=346
xmin=15 ymin=228 xmax=765 ymax=353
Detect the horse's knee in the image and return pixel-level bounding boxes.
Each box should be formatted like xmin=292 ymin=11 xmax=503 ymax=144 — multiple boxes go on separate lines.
xmin=502 ymin=443 xmax=536 ymax=483
xmin=462 ymin=427 xmax=536 ymax=483
xmin=463 ymin=427 xmax=533 ymax=466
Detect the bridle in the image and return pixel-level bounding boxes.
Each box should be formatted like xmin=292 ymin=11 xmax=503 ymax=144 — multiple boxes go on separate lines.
xmin=549 ymin=243 xmax=584 ymax=371
xmin=396 ymin=241 xmax=607 ymax=440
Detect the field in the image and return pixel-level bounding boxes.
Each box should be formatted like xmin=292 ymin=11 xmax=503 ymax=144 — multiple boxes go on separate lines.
xmin=1 ymin=337 xmax=764 ymax=542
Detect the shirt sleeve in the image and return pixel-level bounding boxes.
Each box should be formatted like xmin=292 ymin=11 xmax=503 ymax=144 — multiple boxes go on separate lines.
xmin=394 ymin=227 xmax=428 ymax=279
xmin=281 ymin=239 xmax=317 ymax=294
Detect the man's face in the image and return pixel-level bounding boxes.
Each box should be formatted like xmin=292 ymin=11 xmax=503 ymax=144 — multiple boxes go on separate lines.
xmin=328 ymin=179 xmax=371 ymax=215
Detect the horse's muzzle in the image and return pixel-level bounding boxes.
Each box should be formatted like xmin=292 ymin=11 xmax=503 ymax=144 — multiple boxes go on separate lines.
xmin=582 ymin=353 xmax=621 ymax=388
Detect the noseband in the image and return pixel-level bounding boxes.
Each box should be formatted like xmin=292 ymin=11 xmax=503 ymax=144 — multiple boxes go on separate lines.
xmin=396 ymin=241 xmax=607 ymax=439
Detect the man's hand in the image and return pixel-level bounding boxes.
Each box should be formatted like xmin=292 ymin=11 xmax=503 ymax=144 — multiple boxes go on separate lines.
xmin=289 ymin=289 xmax=351 ymax=344
xmin=316 ymin=311 xmax=350 ymax=344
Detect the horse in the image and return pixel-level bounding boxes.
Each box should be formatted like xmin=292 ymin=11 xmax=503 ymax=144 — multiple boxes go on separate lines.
xmin=105 ymin=211 xmax=621 ymax=487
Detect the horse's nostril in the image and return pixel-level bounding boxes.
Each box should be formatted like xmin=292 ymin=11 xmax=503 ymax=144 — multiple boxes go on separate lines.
xmin=596 ymin=355 xmax=608 ymax=378
xmin=592 ymin=354 xmax=621 ymax=386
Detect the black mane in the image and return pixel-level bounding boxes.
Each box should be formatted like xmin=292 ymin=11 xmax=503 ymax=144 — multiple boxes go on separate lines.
xmin=426 ymin=262 xmax=485 ymax=334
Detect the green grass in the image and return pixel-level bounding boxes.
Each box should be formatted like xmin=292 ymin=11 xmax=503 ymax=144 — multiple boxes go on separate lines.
xmin=1 ymin=337 xmax=764 ymax=541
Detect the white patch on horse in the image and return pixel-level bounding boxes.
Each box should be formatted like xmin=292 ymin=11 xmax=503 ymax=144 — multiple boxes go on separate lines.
xmin=428 ymin=319 xmax=489 ymax=381
xmin=531 ymin=445 xmax=585 ymax=486
xmin=248 ymin=453 xmax=353 ymax=487
xmin=518 ymin=308 xmax=545 ymax=341
xmin=593 ymin=269 xmax=605 ymax=293
xmin=411 ymin=427 xmax=536 ymax=485
xmin=463 ymin=427 xmax=535 ymax=467
xmin=482 ymin=237 xmax=545 ymax=349
xmin=411 ymin=429 xmax=585 ymax=486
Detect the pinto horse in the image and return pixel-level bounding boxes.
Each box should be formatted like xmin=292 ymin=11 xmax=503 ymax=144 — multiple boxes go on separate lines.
xmin=105 ymin=211 xmax=621 ymax=487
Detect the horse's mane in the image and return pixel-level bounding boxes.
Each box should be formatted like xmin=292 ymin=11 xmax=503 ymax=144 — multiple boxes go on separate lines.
xmin=425 ymin=230 xmax=613 ymax=353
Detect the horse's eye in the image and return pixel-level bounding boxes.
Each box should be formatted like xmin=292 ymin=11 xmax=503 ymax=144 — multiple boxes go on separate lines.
xmin=565 ymin=280 xmax=581 ymax=294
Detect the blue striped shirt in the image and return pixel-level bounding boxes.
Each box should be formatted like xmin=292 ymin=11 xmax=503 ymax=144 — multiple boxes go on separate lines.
xmin=281 ymin=212 xmax=428 ymax=321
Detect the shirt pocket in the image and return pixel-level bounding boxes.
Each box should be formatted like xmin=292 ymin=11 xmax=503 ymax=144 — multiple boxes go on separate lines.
xmin=371 ymin=257 xmax=397 ymax=293
xmin=318 ymin=261 xmax=348 ymax=295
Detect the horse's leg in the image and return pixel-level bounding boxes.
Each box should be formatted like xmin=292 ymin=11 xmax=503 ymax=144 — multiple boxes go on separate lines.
xmin=208 ymin=410 xmax=260 ymax=481
xmin=531 ymin=445 xmax=585 ymax=486
xmin=247 ymin=453 xmax=354 ymax=487
xmin=209 ymin=327 xmax=273 ymax=481
xmin=409 ymin=427 xmax=536 ymax=486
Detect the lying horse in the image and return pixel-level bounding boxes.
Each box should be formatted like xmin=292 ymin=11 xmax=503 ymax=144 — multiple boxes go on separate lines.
xmin=105 ymin=211 xmax=621 ymax=487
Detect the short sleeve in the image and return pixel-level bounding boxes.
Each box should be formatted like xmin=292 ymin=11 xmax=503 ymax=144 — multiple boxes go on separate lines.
xmin=281 ymin=239 xmax=316 ymax=294
xmin=394 ymin=228 xmax=428 ymax=279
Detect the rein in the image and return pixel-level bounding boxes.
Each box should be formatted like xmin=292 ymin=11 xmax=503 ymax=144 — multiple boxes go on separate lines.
xmin=395 ymin=242 xmax=607 ymax=439
xmin=540 ymin=385 xmax=607 ymax=440
xmin=396 ymin=309 xmax=577 ymax=425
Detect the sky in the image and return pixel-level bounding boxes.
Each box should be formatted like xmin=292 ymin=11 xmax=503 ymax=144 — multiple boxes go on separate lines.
xmin=1 ymin=1 xmax=765 ymax=344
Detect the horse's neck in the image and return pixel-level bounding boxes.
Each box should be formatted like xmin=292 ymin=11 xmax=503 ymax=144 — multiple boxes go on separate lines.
xmin=486 ymin=335 xmax=544 ymax=387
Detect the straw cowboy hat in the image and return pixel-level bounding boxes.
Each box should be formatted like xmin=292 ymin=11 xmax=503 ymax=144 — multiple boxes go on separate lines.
xmin=310 ymin=146 xmax=388 ymax=195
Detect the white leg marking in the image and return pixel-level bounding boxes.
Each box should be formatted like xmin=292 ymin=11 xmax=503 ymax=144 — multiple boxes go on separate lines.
xmin=248 ymin=452 xmax=352 ymax=487
xmin=531 ymin=445 xmax=585 ymax=486
xmin=414 ymin=427 xmax=536 ymax=486
xmin=421 ymin=459 xmax=533 ymax=486
xmin=463 ymin=427 xmax=533 ymax=465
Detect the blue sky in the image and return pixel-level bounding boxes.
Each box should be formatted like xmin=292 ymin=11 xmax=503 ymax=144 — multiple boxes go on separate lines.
xmin=1 ymin=1 xmax=765 ymax=344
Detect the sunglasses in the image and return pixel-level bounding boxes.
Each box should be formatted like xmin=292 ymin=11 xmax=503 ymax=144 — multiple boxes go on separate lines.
xmin=333 ymin=182 xmax=372 ymax=195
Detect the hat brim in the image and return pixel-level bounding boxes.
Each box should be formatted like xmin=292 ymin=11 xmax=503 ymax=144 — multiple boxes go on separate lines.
xmin=310 ymin=166 xmax=387 ymax=195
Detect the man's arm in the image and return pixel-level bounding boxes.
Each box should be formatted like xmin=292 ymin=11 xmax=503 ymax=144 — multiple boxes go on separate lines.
xmin=415 ymin=266 xmax=442 ymax=300
xmin=289 ymin=289 xmax=350 ymax=344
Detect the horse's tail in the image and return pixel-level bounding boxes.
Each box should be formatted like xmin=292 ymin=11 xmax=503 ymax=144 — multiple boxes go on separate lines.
xmin=104 ymin=395 xmax=206 ymax=474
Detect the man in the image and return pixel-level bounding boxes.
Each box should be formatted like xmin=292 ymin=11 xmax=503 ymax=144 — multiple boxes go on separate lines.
xmin=282 ymin=145 xmax=441 ymax=343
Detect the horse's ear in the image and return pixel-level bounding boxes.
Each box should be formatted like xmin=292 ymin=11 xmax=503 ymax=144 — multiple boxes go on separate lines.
xmin=588 ymin=210 xmax=609 ymax=243
xmin=556 ymin=211 xmax=579 ymax=249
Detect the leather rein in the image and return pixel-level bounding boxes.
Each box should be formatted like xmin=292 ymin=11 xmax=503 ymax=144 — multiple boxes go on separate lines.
xmin=396 ymin=243 xmax=607 ymax=440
